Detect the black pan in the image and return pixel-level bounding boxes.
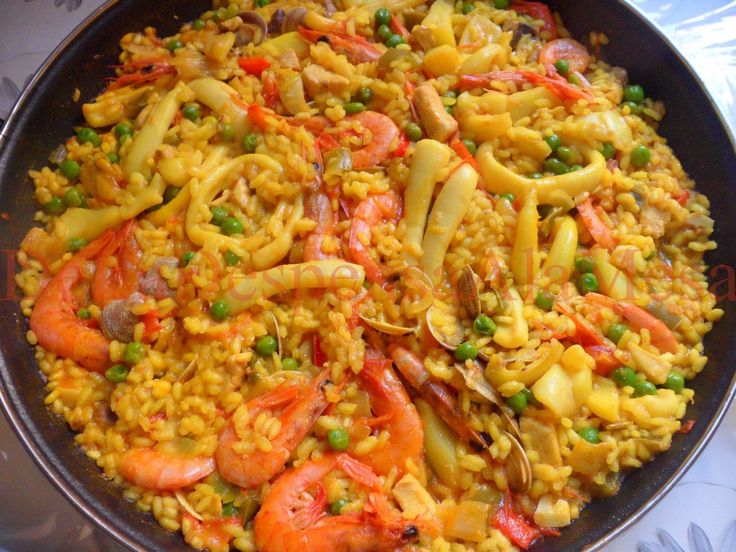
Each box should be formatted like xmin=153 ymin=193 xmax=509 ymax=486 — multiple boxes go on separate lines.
xmin=0 ymin=1 xmax=734 ymax=551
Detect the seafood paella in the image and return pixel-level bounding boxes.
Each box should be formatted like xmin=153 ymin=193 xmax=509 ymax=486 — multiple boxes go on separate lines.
xmin=15 ymin=0 xmax=721 ymax=550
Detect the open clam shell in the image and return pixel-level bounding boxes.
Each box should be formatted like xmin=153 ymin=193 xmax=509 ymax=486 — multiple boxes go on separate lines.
xmin=458 ymin=265 xmax=482 ymax=318
xmin=358 ymin=314 xmax=418 ymax=335
xmin=426 ymin=305 xmax=463 ymax=350
xmin=505 ymin=431 xmax=532 ymax=494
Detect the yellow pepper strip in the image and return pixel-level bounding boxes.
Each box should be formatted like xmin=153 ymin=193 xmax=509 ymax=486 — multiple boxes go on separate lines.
xmin=222 ymin=260 xmax=365 ymax=314
xmin=186 ymin=154 xmax=283 ymax=257
xmin=541 ymin=215 xmax=577 ymax=287
xmin=403 ymin=139 xmax=451 ymax=265
xmin=421 ymin=164 xmax=478 ymax=285
xmin=82 ymin=85 xmax=153 ymax=128
xmin=492 ymin=286 xmax=529 ymax=349
xmin=476 ymin=143 xmax=606 ymax=207
xmin=510 ymin=188 xmax=539 ymax=287
xmin=188 ymin=78 xmax=252 ymax=140
xmin=146 ymin=183 xmax=190 ymax=226
xmin=415 ymin=398 xmax=462 ymax=488
xmin=591 ymin=247 xmax=645 ymax=303
xmin=251 ymin=196 xmax=304 ymax=270
xmin=122 ymin=81 xmax=192 ymax=180
xmin=487 ymin=339 xmax=563 ymax=387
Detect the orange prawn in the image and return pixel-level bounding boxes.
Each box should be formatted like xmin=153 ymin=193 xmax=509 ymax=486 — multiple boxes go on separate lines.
xmin=458 ymin=70 xmax=592 ymax=101
xmin=254 ymin=453 xmax=420 ymax=552
xmin=215 ymin=369 xmax=331 ymax=489
xmin=118 ymin=446 xmax=216 ymax=491
xmin=92 ymin=219 xmax=142 ymax=306
xmin=106 ymin=56 xmax=175 ymax=90
xmin=298 ymin=28 xmax=382 ymax=64
xmin=29 ymin=230 xmax=117 ymax=372
xmin=356 ymin=351 xmax=423 ymax=475
xmin=304 ymin=191 xmax=337 ymax=261
xmin=349 ymin=112 xmax=401 ymax=170
xmin=348 ymin=190 xmax=402 ymax=285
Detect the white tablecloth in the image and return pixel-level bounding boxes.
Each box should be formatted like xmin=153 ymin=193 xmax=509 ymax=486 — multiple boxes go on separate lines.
xmin=1 ymin=1 xmax=734 ymax=550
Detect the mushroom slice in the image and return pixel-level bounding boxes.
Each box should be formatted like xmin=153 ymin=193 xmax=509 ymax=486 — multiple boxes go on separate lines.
xmin=505 ymin=431 xmax=532 ymax=494
xmin=458 ymin=265 xmax=481 ymax=318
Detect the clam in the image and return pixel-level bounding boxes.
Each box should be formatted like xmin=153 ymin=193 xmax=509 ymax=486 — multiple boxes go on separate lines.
xmin=458 ymin=265 xmax=481 ymax=318
xmin=358 ymin=314 xmax=417 ymax=335
xmin=426 ymin=305 xmax=463 ymax=350
xmin=176 ymin=359 xmax=197 ymax=383
xmin=232 ymin=12 xmax=268 ymax=46
xmin=505 ymin=431 xmax=532 ymax=494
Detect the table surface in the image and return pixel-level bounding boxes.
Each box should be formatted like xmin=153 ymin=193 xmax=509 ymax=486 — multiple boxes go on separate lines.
xmin=1 ymin=1 xmax=735 ymax=551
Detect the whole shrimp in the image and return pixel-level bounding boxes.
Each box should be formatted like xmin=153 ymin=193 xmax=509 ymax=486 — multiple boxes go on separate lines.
xmin=215 ymin=369 xmax=330 ymax=489
xmin=92 ymin=219 xmax=142 ymax=306
xmin=349 ymin=112 xmax=400 ymax=170
xmin=254 ymin=453 xmax=419 ymax=552
xmin=118 ymin=446 xmax=215 ymax=491
xmin=356 ymin=350 xmax=423 ymax=476
xmin=348 ymin=190 xmax=402 ymax=285
xmin=29 ymin=230 xmax=117 ymax=372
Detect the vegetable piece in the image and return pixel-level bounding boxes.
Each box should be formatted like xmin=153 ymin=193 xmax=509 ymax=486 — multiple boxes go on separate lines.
xmin=443 ymin=501 xmax=490 ymax=542
xmin=531 ymin=364 xmax=577 ymax=418
xmin=237 ymin=56 xmax=271 ymax=77
xmin=77 ymin=128 xmax=101 ymax=147
xmin=220 ymin=217 xmax=244 ymax=235
xmin=255 ymin=336 xmax=278 ymax=356
xmin=182 ymin=104 xmax=200 ymax=121
xmin=633 ymin=381 xmax=657 ymax=397
xmin=626 ymin=342 xmax=671 ymax=384
xmin=473 ymin=314 xmax=496 ymax=336
xmin=492 ymin=286 xmax=529 ymax=349
xmin=105 ymin=363 xmax=130 ymax=383
xmin=577 ymin=272 xmax=599 ymax=294
xmin=123 ymin=342 xmax=145 ymax=365
xmin=607 ymin=323 xmax=628 ymax=344
xmin=576 ymin=197 xmax=616 ymax=250
xmin=623 ymin=84 xmax=645 ymax=104
xmin=418 ymin=0 xmax=456 ymax=47
xmin=455 ymin=341 xmax=478 ymax=361
xmin=539 ymin=38 xmax=590 ymax=73
xmin=327 ymin=428 xmax=350 ymax=451
xmin=374 ymin=7 xmax=391 ymax=26
xmin=541 ymin=216 xmax=577 ymax=286
xmin=405 ymin=122 xmax=423 ymax=142
xmin=385 ymin=34 xmax=404 ymax=48
xmin=544 ymin=158 xmax=568 ymax=175
xmin=488 ymin=338 xmax=562 ymax=388
xmin=506 ymin=391 xmax=528 ymax=415
xmin=189 ymin=78 xmax=252 ymax=140
xmin=554 ymin=59 xmax=569 ymax=75
xmin=578 ymin=427 xmax=600 ymax=444
xmin=60 ymin=160 xmax=81 ymax=180
xmin=44 ymin=197 xmax=66 ymax=216
xmin=492 ymin=499 xmax=542 ymax=549
xmin=535 ymin=291 xmax=554 ymax=311
xmin=403 ymin=140 xmax=450 ymax=264
xmin=415 ymin=398 xmax=462 ymax=487
xmin=544 ymin=134 xmax=561 ymax=152
xmin=533 ymin=495 xmax=571 ymax=528
xmin=210 ymin=300 xmax=230 ymax=321
xmin=242 ymin=134 xmax=258 ymax=153
xmin=281 ymin=357 xmax=299 ymax=371
xmin=586 ymin=376 xmax=620 ymax=422
xmin=520 ymin=416 xmax=562 ymax=466
xmin=567 ymin=439 xmax=616 ymax=476
xmin=510 ymin=188 xmax=539 ymax=286
xmin=421 ymin=164 xmax=477 ymax=284
xmin=221 ymin=260 xmax=365 ymax=314
xmin=392 ymin=473 xmax=438 ymax=520
xmin=630 ymin=145 xmax=651 ymax=168
xmin=612 ymin=366 xmax=637 ymax=388
xmin=344 ymin=102 xmax=366 ymax=114
xmin=414 ymin=83 xmax=459 ymax=142
xmin=664 ymin=371 xmax=685 ymax=393
xmin=590 ymin=248 xmax=641 ymax=301
xmin=277 ymin=69 xmax=309 ymax=116
xmin=646 ymin=300 xmax=682 ymax=331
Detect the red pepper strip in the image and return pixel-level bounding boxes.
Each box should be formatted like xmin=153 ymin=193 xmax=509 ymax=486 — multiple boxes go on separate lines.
xmin=450 ymin=137 xmax=479 ymax=171
xmin=492 ymin=500 xmax=542 ymax=549
xmin=389 ymin=14 xmax=411 ymax=41
xmin=675 ymin=189 xmax=690 ymax=206
xmin=511 ymin=1 xmax=557 ymax=38
xmin=237 ymin=56 xmax=271 ymax=77
xmin=298 ymin=27 xmax=382 ymax=64
xmin=584 ymin=344 xmax=621 ymax=376
xmin=260 ymin=73 xmax=280 ymax=109
xmin=312 ymin=334 xmax=327 ymax=367
xmin=576 ymin=197 xmax=617 ymax=250
xmin=678 ymin=419 xmax=696 ymax=434
xmin=141 ymin=311 xmax=162 ymax=343
xmin=393 ymin=131 xmax=410 ymax=158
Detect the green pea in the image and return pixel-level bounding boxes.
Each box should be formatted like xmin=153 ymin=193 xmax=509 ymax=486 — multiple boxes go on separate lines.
xmin=44 ymin=197 xmax=66 ymax=216
xmin=663 ymin=371 xmax=685 ymax=393
xmin=255 ymin=335 xmax=278 ymax=356
xmin=356 ymin=87 xmax=372 ymax=104
xmin=223 ymin=250 xmax=240 ymax=266
xmin=567 ymin=74 xmax=581 ymax=86
xmin=385 ymin=34 xmax=404 ymax=48
xmin=59 ymin=159 xmax=81 ymax=180
xmin=544 ymin=157 xmax=569 ymax=175
xmin=163 ymin=185 xmax=180 ymax=204
xmin=327 ymin=428 xmax=350 ymax=451
xmin=522 ymin=388 xmax=539 ymax=407
xmin=68 ymin=237 xmax=87 ymax=252
xmin=344 ymin=102 xmax=366 ymax=114
xmin=210 ymin=300 xmax=230 ymax=321
xmin=281 ymin=357 xmax=299 ymax=371
xmin=500 ymin=192 xmax=515 ymax=203
xmin=575 ymin=256 xmax=596 ymax=274
xmin=612 ymin=366 xmax=637 ymax=388
xmin=506 ymin=391 xmax=528 ymax=415
xmin=455 ymin=341 xmax=478 ymax=361
xmin=494 ymin=0 xmax=510 ymax=7
xmin=221 ymin=503 xmax=238 ymax=517
xmin=330 ymin=498 xmax=349 ymax=515
xmin=473 ymin=314 xmax=496 ymax=336
xmin=166 ymin=39 xmax=184 ymax=52
xmin=182 ymin=251 xmax=195 ymax=266
xmin=645 ymin=250 xmax=656 ymax=261
xmin=77 ymin=307 xmax=91 ymax=320
xmin=577 ymin=272 xmax=599 ymax=294
xmin=374 ymin=7 xmax=391 ymax=26
xmin=544 ymin=134 xmax=562 ymax=152
xmin=556 ymin=146 xmax=573 ymax=163
xmin=622 ymin=101 xmax=643 ymax=115
xmin=192 ymin=19 xmax=206 ymax=30
xmin=633 ymin=380 xmax=657 ymax=397
xmin=210 ymin=206 xmax=228 ymax=226
xmin=607 ymin=323 xmax=628 ymax=344
xmin=114 ymin=122 xmax=133 ymax=137
xmin=462 ymin=138 xmax=477 ymax=155
xmin=528 ymin=172 xmax=543 ymax=179
xmin=630 ymin=145 xmax=651 ymax=168
xmin=461 ymin=2 xmax=474 ymax=14
xmin=623 ymin=84 xmax=645 ymax=104
xmin=554 ymin=59 xmax=569 ymax=75
xmin=221 ymin=217 xmax=244 ymax=236
xmin=106 ymin=152 xmax=120 ymax=164
xmin=445 ymin=105 xmax=454 ymax=115
xmin=377 ymin=24 xmax=392 ymax=41
xmin=182 ymin=104 xmax=200 ymax=121
xmin=601 ymin=142 xmax=615 ymax=161
xmin=405 ymin=122 xmax=423 ymax=142
xmin=534 ymin=291 xmax=554 ymax=311
xmin=219 ymin=123 xmax=234 ymax=142
xmin=255 ymin=0 xmax=271 ymax=7
xmin=242 ymin=134 xmax=258 ymax=153
xmin=77 ymin=127 xmax=101 ymax=147
xmin=578 ymin=427 xmax=601 ymax=444
xmin=105 ymin=363 xmax=130 ymax=383
xmin=123 ymin=341 xmax=145 ymax=365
